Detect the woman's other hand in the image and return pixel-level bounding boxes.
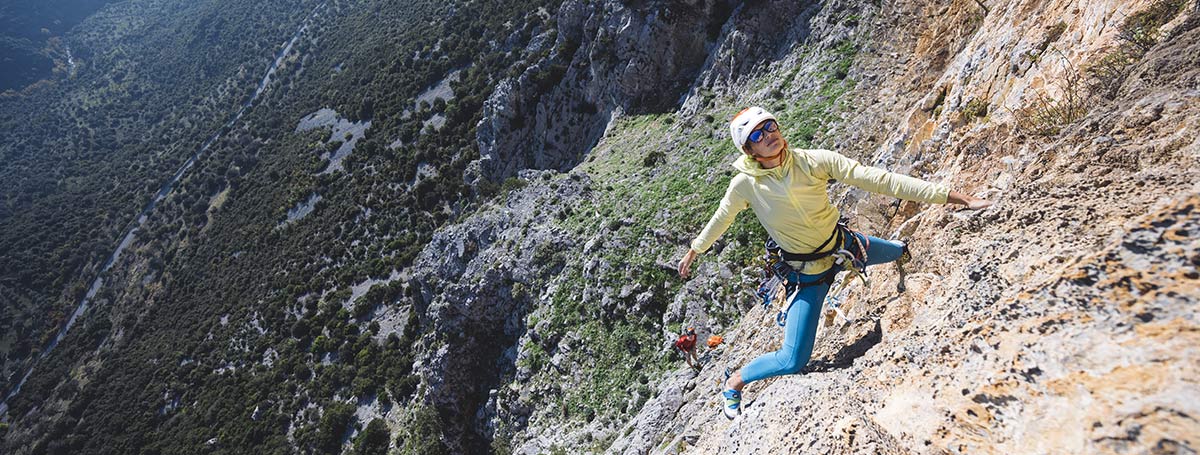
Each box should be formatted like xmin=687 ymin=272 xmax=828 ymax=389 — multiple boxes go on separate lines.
xmin=948 ymin=191 xmax=994 ymax=210
xmin=678 ymin=249 xmax=698 ymax=279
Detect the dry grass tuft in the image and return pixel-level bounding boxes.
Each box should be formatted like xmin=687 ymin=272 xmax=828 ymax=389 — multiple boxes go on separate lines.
xmin=1016 ymin=0 xmax=1191 ymax=137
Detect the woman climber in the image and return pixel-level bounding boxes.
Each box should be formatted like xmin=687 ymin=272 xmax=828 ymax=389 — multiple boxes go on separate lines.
xmin=676 ymin=107 xmax=992 ymax=419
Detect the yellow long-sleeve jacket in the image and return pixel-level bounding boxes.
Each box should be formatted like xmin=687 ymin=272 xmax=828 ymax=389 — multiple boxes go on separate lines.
xmin=690 ymin=148 xmax=949 ymax=274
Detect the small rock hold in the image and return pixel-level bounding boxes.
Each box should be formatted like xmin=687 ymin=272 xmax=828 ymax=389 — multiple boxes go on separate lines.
xmin=652 ymin=228 xmax=672 ymax=240
xmin=584 ymin=237 xmax=602 ymax=253
xmin=719 ymin=266 xmax=733 ymax=280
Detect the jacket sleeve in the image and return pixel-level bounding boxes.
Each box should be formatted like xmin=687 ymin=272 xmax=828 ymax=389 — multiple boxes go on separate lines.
xmin=690 ymin=178 xmax=750 ymax=253
xmin=811 ymin=149 xmax=949 ymax=204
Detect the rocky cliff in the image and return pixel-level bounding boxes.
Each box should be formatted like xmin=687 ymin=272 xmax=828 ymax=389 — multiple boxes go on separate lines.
xmin=415 ymin=0 xmax=1200 ymax=453
xmin=2 ymin=0 xmax=1195 ymax=453
xmin=471 ymin=0 xmax=737 ymax=183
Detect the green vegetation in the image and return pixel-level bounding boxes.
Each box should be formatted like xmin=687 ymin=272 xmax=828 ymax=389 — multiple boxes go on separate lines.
xmin=531 ymin=112 xmax=748 ymax=421
xmin=0 ymin=0 xmax=320 ymax=384
xmin=0 ymin=0 xmax=120 ymax=91
xmin=563 ymin=322 xmax=657 ymax=417
xmin=350 ymin=418 xmax=390 ymax=455
xmin=775 ymin=42 xmax=859 ymax=146
xmin=1117 ymin=0 xmax=1190 ymax=51
xmin=1086 ymin=0 xmax=1189 ymax=99
xmin=299 ymin=402 xmax=356 ymax=454
xmin=960 ymin=97 xmax=990 ymax=123
xmin=395 ymin=405 xmax=449 ymax=455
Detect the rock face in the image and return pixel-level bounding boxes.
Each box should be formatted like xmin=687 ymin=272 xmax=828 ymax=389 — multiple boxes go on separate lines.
xmin=420 ymin=0 xmax=1200 ymax=453
xmin=597 ymin=1 xmax=1200 ymax=454
xmin=406 ymin=170 xmax=594 ymax=453
xmin=472 ymin=0 xmax=737 ymax=182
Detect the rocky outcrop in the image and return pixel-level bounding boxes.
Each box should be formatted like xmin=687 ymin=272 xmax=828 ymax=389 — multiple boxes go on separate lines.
xmin=471 ymin=0 xmax=738 ymax=183
xmin=406 ymin=170 xmax=593 ymax=453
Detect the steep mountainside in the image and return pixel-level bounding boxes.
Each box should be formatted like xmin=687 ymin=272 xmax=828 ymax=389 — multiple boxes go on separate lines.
xmin=592 ymin=0 xmax=1200 ymax=453
xmin=1 ymin=0 xmax=1197 ymax=454
xmin=422 ymin=0 xmax=1200 ymax=452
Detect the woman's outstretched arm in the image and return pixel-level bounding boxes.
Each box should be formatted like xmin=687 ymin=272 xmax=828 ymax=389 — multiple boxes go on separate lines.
xmin=813 ymin=149 xmax=992 ymax=209
xmin=679 ymin=180 xmax=749 ymax=279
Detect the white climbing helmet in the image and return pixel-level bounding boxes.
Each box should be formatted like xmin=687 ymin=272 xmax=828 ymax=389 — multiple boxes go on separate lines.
xmin=729 ymin=106 xmax=777 ymax=150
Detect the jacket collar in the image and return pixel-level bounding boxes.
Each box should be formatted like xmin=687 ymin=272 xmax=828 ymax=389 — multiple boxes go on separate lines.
xmin=732 ymin=148 xmax=793 ymax=178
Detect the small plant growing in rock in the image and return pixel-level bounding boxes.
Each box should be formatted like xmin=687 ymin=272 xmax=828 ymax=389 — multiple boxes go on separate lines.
xmin=960 ymin=98 xmax=989 ymax=123
xmin=1118 ymin=0 xmax=1189 ymax=51
xmin=1084 ymin=49 xmax=1140 ymax=100
xmin=500 ymin=176 xmax=527 ymax=194
xmin=1084 ymin=0 xmax=1189 ymax=100
xmin=1014 ymin=67 xmax=1087 ymax=137
xmin=1016 ymin=0 xmax=1187 ymax=136
xmin=643 ymin=150 xmax=665 ymax=167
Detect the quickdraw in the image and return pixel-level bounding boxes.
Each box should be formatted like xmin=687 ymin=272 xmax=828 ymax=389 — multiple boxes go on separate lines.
xmin=822 ymin=248 xmax=869 ymax=327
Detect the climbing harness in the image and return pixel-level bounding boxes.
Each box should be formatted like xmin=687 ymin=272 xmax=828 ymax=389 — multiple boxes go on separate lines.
xmin=775 ymin=221 xmax=845 ymax=263
xmin=754 ymin=219 xmax=875 ymax=328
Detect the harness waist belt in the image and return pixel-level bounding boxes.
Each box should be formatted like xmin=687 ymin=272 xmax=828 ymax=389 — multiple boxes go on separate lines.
xmin=778 ymin=225 xmax=843 ymax=262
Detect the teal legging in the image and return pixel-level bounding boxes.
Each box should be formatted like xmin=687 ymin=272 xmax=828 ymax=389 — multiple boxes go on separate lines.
xmin=740 ymin=233 xmax=904 ymax=383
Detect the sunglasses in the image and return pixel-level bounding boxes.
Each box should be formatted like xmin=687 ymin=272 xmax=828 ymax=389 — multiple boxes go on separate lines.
xmin=747 ymin=120 xmax=779 ymax=143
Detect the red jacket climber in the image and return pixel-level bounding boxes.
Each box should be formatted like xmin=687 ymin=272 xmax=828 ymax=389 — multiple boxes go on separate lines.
xmin=674 ymin=327 xmax=700 ymax=370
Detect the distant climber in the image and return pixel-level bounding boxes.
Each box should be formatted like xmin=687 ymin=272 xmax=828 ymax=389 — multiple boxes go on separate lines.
xmin=676 ymin=107 xmax=993 ymax=419
xmin=674 ymin=327 xmax=701 ymax=370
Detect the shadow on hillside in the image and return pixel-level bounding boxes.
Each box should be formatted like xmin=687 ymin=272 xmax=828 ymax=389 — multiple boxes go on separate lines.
xmin=802 ymin=318 xmax=882 ymax=374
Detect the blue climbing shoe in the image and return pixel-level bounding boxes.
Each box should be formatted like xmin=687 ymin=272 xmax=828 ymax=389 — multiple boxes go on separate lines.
xmin=720 ymin=388 xmax=741 ymax=419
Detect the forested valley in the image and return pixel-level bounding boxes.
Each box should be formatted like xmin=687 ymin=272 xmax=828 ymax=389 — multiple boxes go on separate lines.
xmin=2 ymin=0 xmax=563 ymax=452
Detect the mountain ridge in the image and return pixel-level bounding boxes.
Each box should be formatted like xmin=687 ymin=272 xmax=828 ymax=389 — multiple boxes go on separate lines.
xmin=1 ymin=0 xmax=1197 ymax=453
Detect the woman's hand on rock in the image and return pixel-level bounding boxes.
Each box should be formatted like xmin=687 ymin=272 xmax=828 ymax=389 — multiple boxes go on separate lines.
xmin=948 ymin=191 xmax=994 ymax=210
